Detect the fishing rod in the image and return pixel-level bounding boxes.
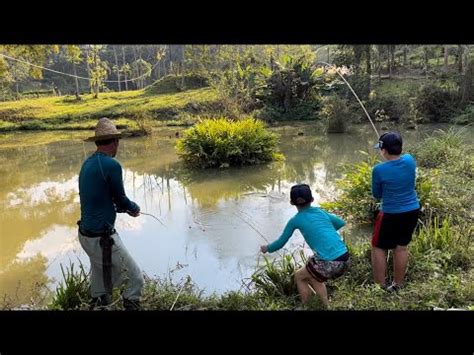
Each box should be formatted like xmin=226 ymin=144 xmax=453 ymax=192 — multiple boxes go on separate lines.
xmin=316 ymin=61 xmax=380 ymax=139
xmin=139 ymin=212 xmax=166 ymax=226
xmin=233 ymin=211 xmax=270 ymax=243
xmin=233 ymin=211 xmax=289 ymax=257
xmin=121 ymin=209 xmax=166 ymax=226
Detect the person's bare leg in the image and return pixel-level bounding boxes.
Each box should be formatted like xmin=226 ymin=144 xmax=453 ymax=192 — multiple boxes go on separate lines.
xmin=307 ymin=277 xmax=328 ymax=308
xmin=295 ymin=267 xmax=312 ymax=304
xmin=371 ymin=246 xmax=388 ymax=285
xmin=295 ymin=267 xmax=328 ymax=307
xmin=392 ymin=245 xmax=409 ymax=285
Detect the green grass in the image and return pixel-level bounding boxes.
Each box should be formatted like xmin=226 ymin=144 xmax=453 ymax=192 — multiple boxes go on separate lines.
xmin=49 ymin=261 xmax=91 ymax=310
xmin=18 ymin=219 xmax=472 ymax=311
xmin=372 ymin=78 xmax=428 ymax=99
xmin=176 ymin=118 xmax=284 ymax=168
xmin=144 ymin=73 xmax=208 ymax=95
xmin=0 ymin=87 xmax=219 ymax=131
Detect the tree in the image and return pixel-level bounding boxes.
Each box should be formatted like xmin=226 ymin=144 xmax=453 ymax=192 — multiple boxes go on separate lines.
xmin=403 ymin=45 xmax=408 ymax=67
xmin=131 ymin=58 xmax=151 ymax=89
xmin=444 ymin=45 xmax=449 ymax=71
xmin=366 ymin=45 xmax=371 ymax=93
xmin=460 ymin=45 xmax=472 ymax=104
xmin=121 ymin=46 xmax=128 ymax=91
xmin=387 ymin=45 xmax=393 ymax=77
xmin=113 ymin=46 xmax=121 ymax=92
xmin=457 ymin=45 xmax=463 ymax=73
xmin=154 ymin=45 xmax=166 ymax=80
xmin=9 ymin=60 xmax=29 ymax=95
xmin=0 ymin=45 xmax=59 ymax=95
xmin=87 ymin=45 xmax=108 ymax=98
xmin=64 ymin=45 xmax=83 ymax=99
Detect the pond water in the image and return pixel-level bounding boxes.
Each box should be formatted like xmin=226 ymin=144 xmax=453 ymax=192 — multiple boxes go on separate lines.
xmin=0 ymin=122 xmax=461 ymax=305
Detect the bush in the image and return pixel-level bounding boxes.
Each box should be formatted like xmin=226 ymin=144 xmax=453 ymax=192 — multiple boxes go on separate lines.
xmin=258 ymin=56 xmax=324 ymax=121
xmin=368 ymin=94 xmax=406 ymax=123
xmin=414 ymin=84 xmax=458 ymax=122
xmin=130 ymin=112 xmax=153 ymax=136
xmin=145 ymin=73 xmax=208 ymax=95
xmin=411 ymin=127 xmax=465 ymax=168
xmin=411 ymin=216 xmax=473 ymax=273
xmin=141 ymin=276 xmax=216 ymax=310
xmin=176 ymin=118 xmax=283 ymax=168
xmin=339 ymin=73 xmax=371 ymax=101
xmin=410 ymin=127 xmax=473 ymax=222
xmin=320 ymin=153 xmax=380 ymax=224
xmin=321 ymin=95 xmax=353 ymax=133
xmin=49 ymin=262 xmax=91 ymax=310
xmin=452 ymin=105 xmax=474 ymax=125
xmin=251 ymin=252 xmax=303 ymax=300
xmin=207 ymin=61 xmax=268 ymax=117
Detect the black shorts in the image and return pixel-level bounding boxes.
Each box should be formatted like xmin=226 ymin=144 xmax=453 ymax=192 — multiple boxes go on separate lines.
xmin=372 ymin=209 xmax=420 ymax=249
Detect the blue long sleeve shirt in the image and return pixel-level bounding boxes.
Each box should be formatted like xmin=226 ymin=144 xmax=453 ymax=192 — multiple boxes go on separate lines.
xmin=372 ymin=153 xmax=420 ymax=213
xmin=79 ymin=152 xmax=139 ymax=233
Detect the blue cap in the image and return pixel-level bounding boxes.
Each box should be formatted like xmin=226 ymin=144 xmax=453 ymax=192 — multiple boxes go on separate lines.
xmin=374 ymin=132 xmax=403 ymax=150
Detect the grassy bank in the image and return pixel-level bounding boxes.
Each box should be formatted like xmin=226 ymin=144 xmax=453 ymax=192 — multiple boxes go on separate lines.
xmin=0 ymin=87 xmax=219 ymax=132
xmin=6 ymin=219 xmax=471 ymax=311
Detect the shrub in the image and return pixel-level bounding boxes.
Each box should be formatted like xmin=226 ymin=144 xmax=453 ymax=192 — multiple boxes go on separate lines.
xmin=176 ymin=118 xmax=283 ymax=168
xmin=258 ymin=56 xmax=324 ymax=121
xmin=321 ymin=95 xmax=353 ymax=133
xmin=49 ymin=262 xmax=91 ymax=310
xmin=414 ymin=84 xmax=458 ymax=122
xmin=320 ymin=153 xmax=380 ymax=224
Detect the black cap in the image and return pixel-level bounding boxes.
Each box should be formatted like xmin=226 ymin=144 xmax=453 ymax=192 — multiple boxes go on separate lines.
xmin=290 ymin=184 xmax=313 ymax=206
xmin=374 ymin=131 xmax=403 ymax=150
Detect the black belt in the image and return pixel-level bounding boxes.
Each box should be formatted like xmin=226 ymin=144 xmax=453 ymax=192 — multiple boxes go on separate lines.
xmin=77 ymin=221 xmax=116 ymax=238
xmin=334 ymin=252 xmax=350 ymax=262
xmin=77 ymin=221 xmax=115 ymax=296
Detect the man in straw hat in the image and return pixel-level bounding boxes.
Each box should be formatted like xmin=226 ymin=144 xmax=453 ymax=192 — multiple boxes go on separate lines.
xmin=78 ymin=117 xmax=143 ymax=310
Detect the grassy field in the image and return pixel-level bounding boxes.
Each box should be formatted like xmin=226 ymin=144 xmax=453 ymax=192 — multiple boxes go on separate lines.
xmin=0 ymin=87 xmax=219 ymax=131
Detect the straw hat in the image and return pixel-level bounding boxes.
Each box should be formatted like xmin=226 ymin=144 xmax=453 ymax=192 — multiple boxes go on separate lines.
xmin=84 ymin=118 xmax=123 ymax=142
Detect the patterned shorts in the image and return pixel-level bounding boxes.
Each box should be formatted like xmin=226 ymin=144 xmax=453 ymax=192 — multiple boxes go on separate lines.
xmin=305 ymin=254 xmax=350 ymax=282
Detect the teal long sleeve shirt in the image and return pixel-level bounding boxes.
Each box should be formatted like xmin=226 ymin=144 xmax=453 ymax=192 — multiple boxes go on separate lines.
xmin=79 ymin=152 xmax=139 ymax=233
xmin=267 ymin=206 xmax=347 ymax=261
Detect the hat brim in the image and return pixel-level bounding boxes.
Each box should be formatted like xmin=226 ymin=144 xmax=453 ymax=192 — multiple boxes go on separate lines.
xmin=373 ymin=143 xmax=381 ymax=149
xmin=84 ymin=133 xmax=123 ymax=142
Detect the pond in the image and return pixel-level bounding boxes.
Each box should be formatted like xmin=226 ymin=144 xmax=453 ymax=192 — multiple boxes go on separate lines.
xmin=0 ymin=122 xmax=461 ymax=305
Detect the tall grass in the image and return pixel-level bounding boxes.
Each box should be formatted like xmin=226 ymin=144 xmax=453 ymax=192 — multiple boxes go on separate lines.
xmin=411 ymin=127 xmax=467 ymax=168
xmin=23 ymin=215 xmax=473 ymax=311
xmin=251 ymin=252 xmax=304 ymax=300
xmin=49 ymin=261 xmax=91 ymax=310
xmin=176 ymin=117 xmax=283 ymax=168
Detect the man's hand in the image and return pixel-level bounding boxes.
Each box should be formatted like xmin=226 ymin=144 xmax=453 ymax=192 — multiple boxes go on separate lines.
xmin=127 ymin=208 xmax=140 ymax=217
xmin=260 ymin=245 xmax=268 ymax=254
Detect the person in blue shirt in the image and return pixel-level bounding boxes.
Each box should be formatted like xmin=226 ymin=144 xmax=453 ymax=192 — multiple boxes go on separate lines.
xmin=78 ymin=118 xmax=143 ymax=310
xmin=372 ymin=132 xmax=420 ymax=292
xmin=260 ymin=184 xmax=350 ymax=308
